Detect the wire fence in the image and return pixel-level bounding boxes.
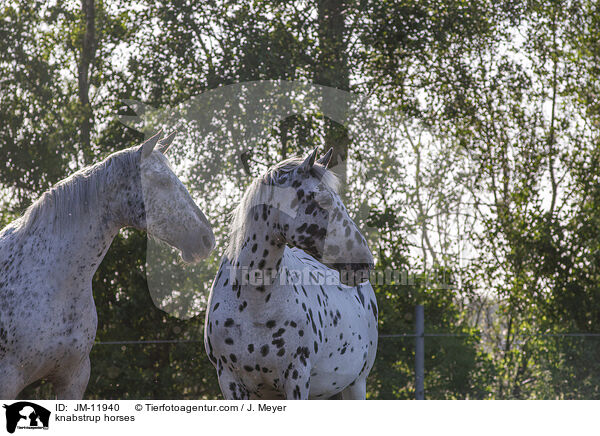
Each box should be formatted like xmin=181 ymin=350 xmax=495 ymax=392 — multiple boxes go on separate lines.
xmin=83 ymin=309 xmax=600 ymax=400
xmin=92 ymin=333 xmax=600 ymax=344
xmin=20 ymin=310 xmax=600 ymax=400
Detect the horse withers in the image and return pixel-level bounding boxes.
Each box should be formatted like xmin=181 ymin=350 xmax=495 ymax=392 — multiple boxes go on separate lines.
xmin=205 ymin=148 xmax=378 ymax=399
xmin=0 ymin=131 xmax=215 ymax=399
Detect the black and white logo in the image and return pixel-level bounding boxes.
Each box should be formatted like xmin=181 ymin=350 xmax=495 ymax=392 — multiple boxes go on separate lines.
xmin=3 ymin=402 xmax=50 ymax=434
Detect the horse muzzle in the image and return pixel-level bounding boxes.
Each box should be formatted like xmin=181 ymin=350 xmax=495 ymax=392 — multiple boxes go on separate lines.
xmin=180 ymin=231 xmax=215 ymax=264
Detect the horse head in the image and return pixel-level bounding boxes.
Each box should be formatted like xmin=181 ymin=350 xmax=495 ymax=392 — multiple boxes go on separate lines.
xmin=138 ymin=131 xmax=215 ymax=263
xmin=266 ymin=148 xmax=374 ymax=285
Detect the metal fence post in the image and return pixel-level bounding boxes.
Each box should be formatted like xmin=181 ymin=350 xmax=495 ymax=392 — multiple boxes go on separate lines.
xmin=415 ymin=304 xmax=424 ymax=400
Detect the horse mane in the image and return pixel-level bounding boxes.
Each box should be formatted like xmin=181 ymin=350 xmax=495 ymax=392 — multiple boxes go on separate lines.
xmin=225 ymin=156 xmax=339 ymax=261
xmin=6 ymin=148 xmax=138 ymax=241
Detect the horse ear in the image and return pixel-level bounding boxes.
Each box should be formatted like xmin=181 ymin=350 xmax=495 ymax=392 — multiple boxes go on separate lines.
xmin=139 ymin=129 xmax=163 ymax=158
xmin=157 ymin=131 xmax=176 ymax=154
xmin=317 ymin=147 xmax=333 ymax=168
xmin=299 ymin=147 xmax=318 ymax=173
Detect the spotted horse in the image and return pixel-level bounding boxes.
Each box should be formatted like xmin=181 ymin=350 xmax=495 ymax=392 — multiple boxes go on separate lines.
xmin=205 ymin=148 xmax=378 ymax=400
xmin=0 ymin=131 xmax=215 ymax=399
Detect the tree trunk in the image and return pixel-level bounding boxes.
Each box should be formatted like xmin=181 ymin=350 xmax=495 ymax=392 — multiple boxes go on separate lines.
xmin=315 ymin=0 xmax=350 ymax=195
xmin=78 ymin=0 xmax=96 ymax=164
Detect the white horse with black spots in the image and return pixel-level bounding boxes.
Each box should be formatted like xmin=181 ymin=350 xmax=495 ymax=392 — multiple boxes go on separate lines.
xmin=205 ymin=148 xmax=378 ymax=399
xmin=0 ymin=131 xmax=215 ymax=399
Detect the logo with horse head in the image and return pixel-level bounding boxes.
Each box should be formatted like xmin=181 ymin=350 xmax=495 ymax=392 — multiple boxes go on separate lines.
xmin=2 ymin=402 xmax=50 ymax=434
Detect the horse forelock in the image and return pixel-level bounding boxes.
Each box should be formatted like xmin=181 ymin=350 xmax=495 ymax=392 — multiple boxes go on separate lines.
xmin=10 ymin=148 xmax=138 ymax=240
xmin=225 ymin=156 xmax=339 ymax=261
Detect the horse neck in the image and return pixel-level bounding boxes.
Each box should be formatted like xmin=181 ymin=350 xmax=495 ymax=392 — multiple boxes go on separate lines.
xmin=30 ymin=156 xmax=142 ymax=283
xmin=46 ymin=205 xmax=120 ymax=282
xmin=229 ymin=205 xmax=287 ymax=294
